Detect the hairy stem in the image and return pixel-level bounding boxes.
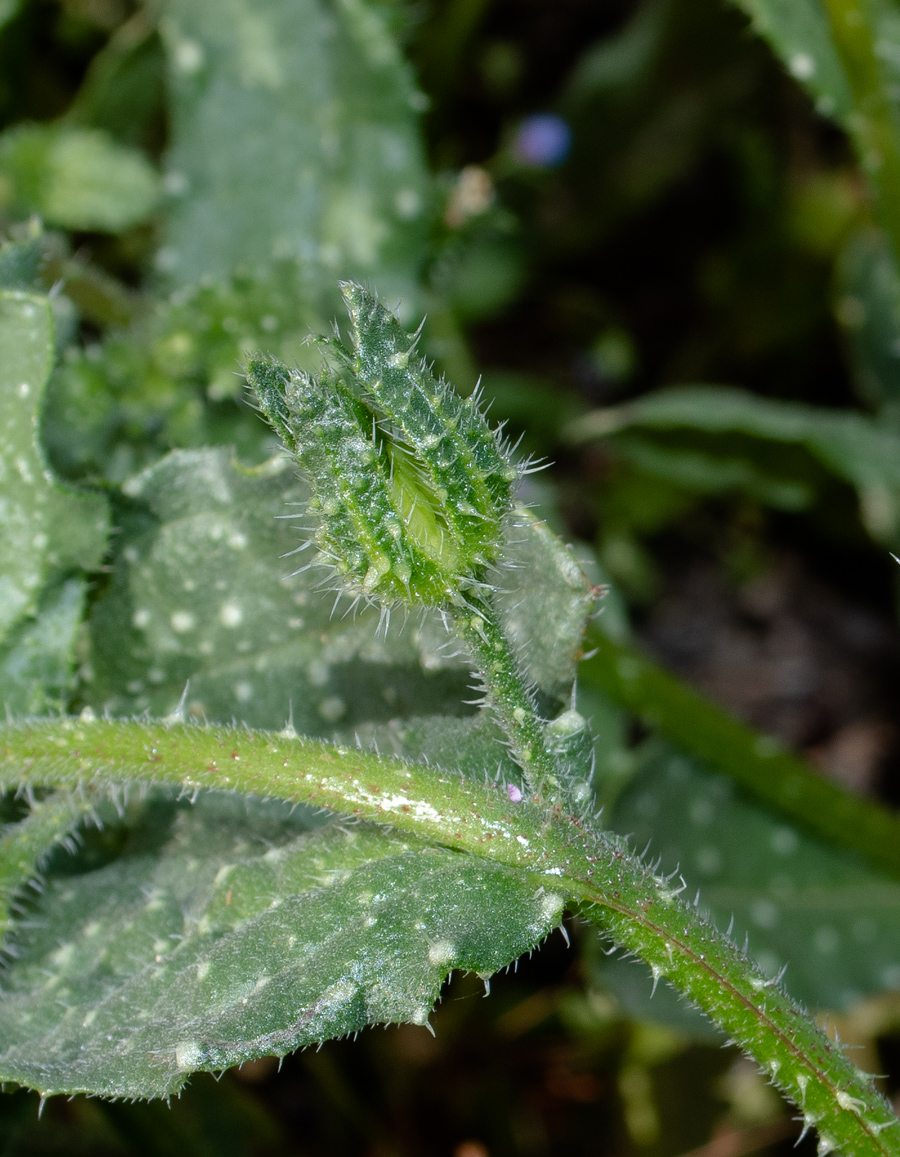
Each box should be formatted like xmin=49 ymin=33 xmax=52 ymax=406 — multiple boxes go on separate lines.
xmin=450 ymin=592 xmax=558 ymax=792
xmin=0 ymin=717 xmax=896 ymax=1155
xmin=822 ymin=0 xmax=900 ymax=270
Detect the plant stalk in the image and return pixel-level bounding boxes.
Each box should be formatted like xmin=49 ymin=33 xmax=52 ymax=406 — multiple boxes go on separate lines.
xmin=450 ymin=591 xmax=559 ymax=792
xmin=0 ymin=716 xmax=897 ymax=1155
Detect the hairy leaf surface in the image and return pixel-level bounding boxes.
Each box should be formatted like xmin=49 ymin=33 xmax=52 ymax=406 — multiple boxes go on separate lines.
xmin=0 ymin=578 xmax=86 ymax=715
xmin=0 ymin=791 xmax=96 ymax=940
xmin=87 ymin=448 xmax=471 ymax=730
xmin=87 ymin=448 xmax=593 ymax=728
xmin=496 ymin=507 xmax=594 ymax=695
xmin=0 ymin=792 xmax=563 ymax=1098
xmin=44 ymin=0 xmax=434 ymax=486
xmin=160 ymin=0 xmax=431 ymax=306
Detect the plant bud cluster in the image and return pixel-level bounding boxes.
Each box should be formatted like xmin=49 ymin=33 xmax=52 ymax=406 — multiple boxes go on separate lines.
xmin=247 ymin=284 xmax=519 ymax=606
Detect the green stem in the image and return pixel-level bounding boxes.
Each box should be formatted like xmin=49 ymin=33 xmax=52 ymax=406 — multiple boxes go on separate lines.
xmin=0 ymin=717 xmax=897 ymax=1155
xmin=822 ymin=0 xmax=900 ymax=270
xmin=581 ymin=630 xmax=900 ymax=880
xmin=451 ymin=592 xmax=559 ymax=792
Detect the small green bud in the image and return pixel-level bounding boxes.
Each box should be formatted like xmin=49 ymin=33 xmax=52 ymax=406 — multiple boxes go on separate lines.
xmin=337 ymin=283 xmax=517 ymax=569
xmin=247 ymin=285 xmax=519 ymax=606
xmin=547 ymin=708 xmax=594 ymax=784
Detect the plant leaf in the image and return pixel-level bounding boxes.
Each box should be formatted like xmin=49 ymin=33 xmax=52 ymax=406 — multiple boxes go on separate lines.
xmin=570 ymin=385 xmax=900 ymax=542
xmin=0 ymin=291 xmax=108 ymax=647
xmin=0 ymin=578 xmax=86 ymax=716
xmin=836 ymin=228 xmax=900 ymax=420
xmin=42 ymin=0 xmax=436 ymax=488
xmin=86 ymin=447 xmax=472 ymax=729
xmin=44 ymin=265 xmax=333 ymax=484
xmin=0 ymin=791 xmax=562 ymax=1097
xmin=0 ymin=230 xmax=43 ymax=291
xmin=64 ymin=16 xmax=166 ymax=147
xmin=732 ymin=0 xmax=900 ymax=145
xmin=0 ymin=0 xmax=21 ymax=34
xmin=87 ymin=447 xmax=593 ymax=729
xmin=159 ymin=0 xmax=431 ymax=305
xmin=0 ymin=790 xmax=96 ymax=939
xmin=730 ymin=0 xmax=853 ymax=121
xmin=0 ymin=125 xmax=160 ymax=233
xmin=611 ymin=741 xmax=900 ymax=1011
xmin=496 ymin=507 xmax=595 ymax=695
xmin=336 ymin=712 xmax=524 ymax=787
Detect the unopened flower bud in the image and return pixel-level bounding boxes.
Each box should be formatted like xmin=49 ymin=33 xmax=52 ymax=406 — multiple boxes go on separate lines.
xmin=247 ymin=284 xmax=520 ymax=606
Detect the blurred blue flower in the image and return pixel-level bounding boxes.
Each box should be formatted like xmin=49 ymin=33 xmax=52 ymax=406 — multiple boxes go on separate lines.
xmin=513 ymin=114 xmax=572 ymax=168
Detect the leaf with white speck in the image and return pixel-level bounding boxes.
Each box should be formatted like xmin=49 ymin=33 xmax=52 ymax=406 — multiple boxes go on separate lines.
xmin=87 ymin=447 xmax=592 ymax=733
xmin=0 ymin=290 xmax=108 ymax=660
xmin=495 ymin=507 xmax=595 ymax=695
xmin=160 ymin=0 xmax=430 ymax=306
xmin=87 ymin=447 xmax=474 ymax=729
xmin=610 ymin=741 xmax=900 ymax=1011
xmin=0 ymin=578 xmax=86 ymax=715
xmin=0 ymin=790 xmax=562 ymax=1098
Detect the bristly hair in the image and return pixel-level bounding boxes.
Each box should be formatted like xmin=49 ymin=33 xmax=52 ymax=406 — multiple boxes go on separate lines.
xmin=245 ymin=283 xmax=524 ymax=611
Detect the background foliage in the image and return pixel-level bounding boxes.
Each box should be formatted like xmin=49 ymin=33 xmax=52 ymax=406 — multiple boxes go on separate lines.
xmin=4 ymin=0 xmax=900 ymax=1152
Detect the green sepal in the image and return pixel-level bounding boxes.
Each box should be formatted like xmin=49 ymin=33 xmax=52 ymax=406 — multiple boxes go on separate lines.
xmin=247 ymin=286 xmax=520 ymax=607
xmin=248 ymin=356 xmax=456 ymax=605
xmin=339 ymin=282 xmax=518 ymax=571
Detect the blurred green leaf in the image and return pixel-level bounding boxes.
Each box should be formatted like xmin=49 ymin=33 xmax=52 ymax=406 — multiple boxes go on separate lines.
xmin=731 ymin=0 xmax=853 ymax=120
xmin=0 ymin=230 xmax=43 ymax=290
xmin=836 ymin=228 xmax=900 ymax=420
xmin=0 ymin=792 xmax=562 ymax=1097
xmin=65 ymin=16 xmax=165 ymax=146
xmin=570 ymin=385 xmax=900 ymax=540
xmin=0 ymin=125 xmax=160 ymax=233
xmin=0 ymin=0 xmax=20 ymax=34
xmin=565 ymin=0 xmax=668 ymax=103
xmin=0 ymin=291 xmax=108 ymax=647
xmin=159 ymin=0 xmax=432 ymax=306
xmin=607 ymin=431 xmax=819 ymax=511
xmin=612 ymin=741 xmax=900 ymax=1011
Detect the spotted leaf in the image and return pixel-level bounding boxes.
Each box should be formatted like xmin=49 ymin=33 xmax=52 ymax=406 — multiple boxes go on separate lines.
xmin=86 ymin=447 xmax=472 ymax=730
xmin=0 ymin=790 xmax=563 ymax=1098
xmin=610 ymin=741 xmax=900 ymax=1011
